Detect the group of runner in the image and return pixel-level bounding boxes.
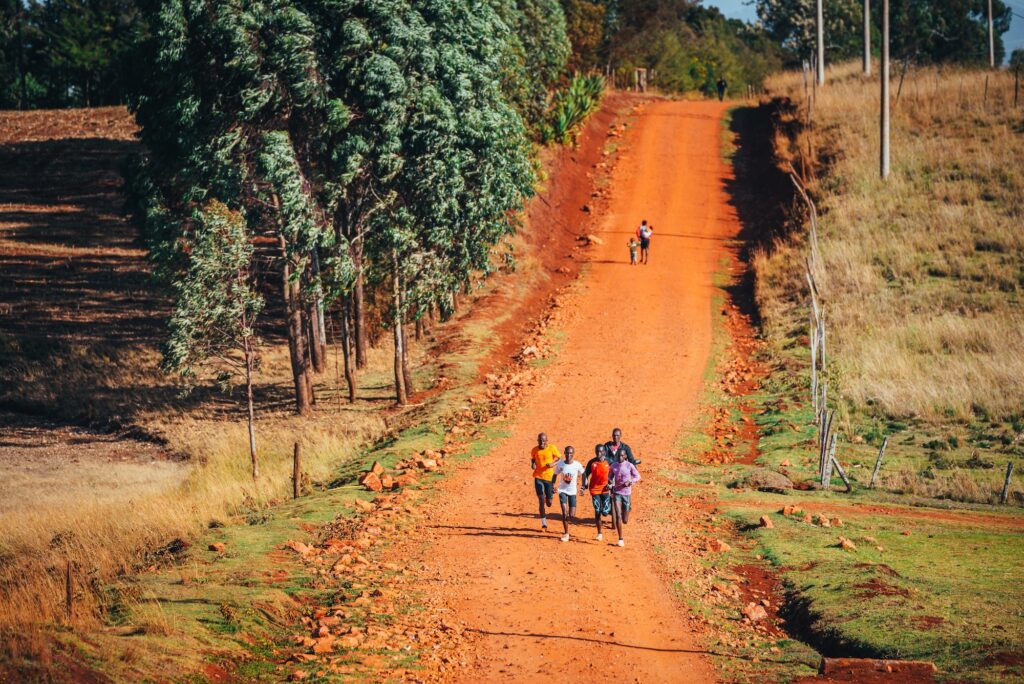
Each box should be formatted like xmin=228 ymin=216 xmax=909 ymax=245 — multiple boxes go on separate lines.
xmin=530 ymin=428 xmax=641 ymax=546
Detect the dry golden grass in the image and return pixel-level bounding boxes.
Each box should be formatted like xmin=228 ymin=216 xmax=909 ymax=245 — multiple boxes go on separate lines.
xmin=757 ymin=61 xmax=1024 ymax=421
xmin=0 ymin=341 xmax=399 ymax=627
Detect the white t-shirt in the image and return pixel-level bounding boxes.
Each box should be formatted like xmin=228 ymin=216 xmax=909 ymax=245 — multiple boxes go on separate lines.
xmin=554 ymin=460 xmax=585 ymax=495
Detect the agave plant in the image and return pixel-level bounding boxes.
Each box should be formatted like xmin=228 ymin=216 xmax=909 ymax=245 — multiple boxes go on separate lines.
xmin=542 ymin=73 xmax=606 ymax=146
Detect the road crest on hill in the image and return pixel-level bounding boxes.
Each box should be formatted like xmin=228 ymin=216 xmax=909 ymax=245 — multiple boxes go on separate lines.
xmin=394 ymin=99 xmax=739 ymax=681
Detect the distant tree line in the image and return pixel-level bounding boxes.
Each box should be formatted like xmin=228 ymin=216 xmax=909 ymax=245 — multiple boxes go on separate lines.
xmin=0 ymin=0 xmax=146 ymax=108
xmin=756 ymin=0 xmax=1014 ymax=66
xmin=559 ymin=0 xmax=785 ymax=95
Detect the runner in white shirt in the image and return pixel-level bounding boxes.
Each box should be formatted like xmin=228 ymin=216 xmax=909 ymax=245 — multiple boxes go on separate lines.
xmin=553 ymin=446 xmax=585 ymax=542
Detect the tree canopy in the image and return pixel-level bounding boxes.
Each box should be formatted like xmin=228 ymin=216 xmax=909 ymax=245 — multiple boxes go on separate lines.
xmin=127 ymin=0 xmax=536 ymax=411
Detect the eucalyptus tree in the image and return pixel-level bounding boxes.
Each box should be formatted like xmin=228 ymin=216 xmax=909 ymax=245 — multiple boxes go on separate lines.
xmin=128 ymin=0 xmax=345 ymax=415
xmin=162 ymin=201 xmax=264 ymax=480
xmin=372 ymin=0 xmax=536 ymax=403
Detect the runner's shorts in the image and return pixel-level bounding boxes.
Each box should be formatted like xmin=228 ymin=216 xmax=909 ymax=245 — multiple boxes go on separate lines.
xmin=591 ymin=493 xmax=611 ymax=516
xmin=614 ymin=493 xmax=632 ymax=512
xmin=534 ymin=478 xmax=554 ymax=500
xmin=640 ymin=238 xmax=650 ymax=249
xmin=559 ymin=492 xmax=577 ymax=507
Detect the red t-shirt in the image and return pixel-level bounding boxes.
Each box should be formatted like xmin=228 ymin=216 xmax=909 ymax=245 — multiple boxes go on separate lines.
xmin=588 ymin=460 xmax=611 ymax=495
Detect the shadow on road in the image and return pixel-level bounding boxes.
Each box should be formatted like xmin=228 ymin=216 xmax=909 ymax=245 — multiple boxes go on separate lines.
xmin=464 ymin=627 xmax=807 ymax=664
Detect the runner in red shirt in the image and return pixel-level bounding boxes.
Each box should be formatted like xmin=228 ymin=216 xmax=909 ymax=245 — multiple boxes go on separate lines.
xmin=583 ymin=444 xmax=612 ymax=541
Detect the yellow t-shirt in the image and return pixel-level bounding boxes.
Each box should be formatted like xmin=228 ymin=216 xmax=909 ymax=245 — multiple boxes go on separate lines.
xmin=531 ymin=445 xmax=561 ymax=480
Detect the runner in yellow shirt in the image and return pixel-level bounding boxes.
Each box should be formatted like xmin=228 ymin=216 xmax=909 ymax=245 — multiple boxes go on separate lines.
xmin=530 ymin=432 xmax=561 ymax=530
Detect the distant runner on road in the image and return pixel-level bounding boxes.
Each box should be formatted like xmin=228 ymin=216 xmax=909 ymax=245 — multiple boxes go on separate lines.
xmin=604 ymin=428 xmax=640 ymax=467
xmin=583 ymin=444 xmax=612 ymax=541
xmin=716 ymin=77 xmax=727 ymax=102
xmin=609 ymin=448 xmax=641 ymax=547
xmin=530 ymin=432 xmax=561 ymax=530
xmin=636 ymin=220 xmax=653 ymax=264
xmin=553 ymin=446 xmax=585 ymax=542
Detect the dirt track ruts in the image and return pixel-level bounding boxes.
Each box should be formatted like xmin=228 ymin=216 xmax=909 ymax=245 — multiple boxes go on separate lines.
xmin=395 ymin=99 xmax=740 ymax=681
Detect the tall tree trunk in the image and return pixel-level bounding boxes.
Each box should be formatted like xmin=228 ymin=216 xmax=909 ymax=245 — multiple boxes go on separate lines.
xmin=352 ymin=239 xmax=368 ymax=369
xmin=309 ymin=251 xmax=328 ymax=373
xmin=281 ymin=239 xmax=313 ymax=415
xmin=415 ymin=317 xmax=423 ymax=340
xmin=341 ymin=301 xmax=356 ymax=403
xmin=308 ymin=306 xmax=325 ymax=374
xmin=243 ymin=333 xmax=259 ymax=480
xmin=401 ymin=321 xmax=414 ymax=395
xmin=391 ymin=249 xmax=407 ymax=405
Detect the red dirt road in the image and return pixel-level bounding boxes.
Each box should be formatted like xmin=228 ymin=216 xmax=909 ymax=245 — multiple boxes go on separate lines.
xmin=409 ymin=100 xmax=737 ymax=681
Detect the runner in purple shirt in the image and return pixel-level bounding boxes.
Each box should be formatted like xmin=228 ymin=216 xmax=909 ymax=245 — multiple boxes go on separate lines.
xmin=608 ymin=448 xmax=641 ymax=547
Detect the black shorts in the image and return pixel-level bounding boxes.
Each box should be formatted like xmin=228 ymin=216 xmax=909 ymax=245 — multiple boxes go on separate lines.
xmin=534 ymin=478 xmax=554 ymax=499
xmin=640 ymin=238 xmax=650 ymax=249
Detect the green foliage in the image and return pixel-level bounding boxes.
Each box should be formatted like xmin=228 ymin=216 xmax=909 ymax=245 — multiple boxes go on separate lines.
xmin=541 ymin=73 xmax=605 ymax=145
xmin=560 ymin=0 xmax=605 ymax=70
xmin=492 ymin=0 xmax=572 ymax=130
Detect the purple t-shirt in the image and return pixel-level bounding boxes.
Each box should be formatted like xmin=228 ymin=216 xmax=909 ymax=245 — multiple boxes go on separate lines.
xmin=609 ymin=461 xmax=640 ymax=495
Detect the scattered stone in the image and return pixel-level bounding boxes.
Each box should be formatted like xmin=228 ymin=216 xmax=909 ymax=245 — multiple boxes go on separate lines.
xmin=758 ymin=516 xmax=774 ymax=529
xmin=742 ymin=603 xmax=768 ymax=622
xmin=284 ymin=540 xmax=315 ymax=556
xmin=779 ymin=459 xmax=791 ymax=467
xmin=289 ymin=670 xmax=308 ymax=681
xmin=781 ymin=504 xmax=803 ymax=516
xmin=208 ymin=542 xmax=226 ymax=553
xmin=741 ymin=469 xmax=794 ymax=493
xmin=369 ymin=461 xmax=385 ymax=476
xmin=360 ymin=472 xmax=383 ymax=492
xmin=312 ymin=638 xmax=335 ymax=654
xmin=395 ymin=473 xmax=419 ymax=487
xmin=814 ymin=514 xmax=831 ymax=528
xmin=353 ymin=499 xmax=375 ymax=512
xmin=829 ymin=517 xmax=844 ymax=527
xmin=801 ymin=513 xmax=813 ymax=524
xmin=710 ymin=539 xmax=731 ymax=553
xmin=838 ymin=537 xmax=857 ymax=551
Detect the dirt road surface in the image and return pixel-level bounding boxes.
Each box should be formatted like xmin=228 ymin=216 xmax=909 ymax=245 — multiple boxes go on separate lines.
xmin=406 ymin=100 xmax=737 ymax=681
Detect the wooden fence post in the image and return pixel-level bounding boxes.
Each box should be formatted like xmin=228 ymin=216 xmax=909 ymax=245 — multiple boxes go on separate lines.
xmin=869 ymin=436 xmax=888 ymax=488
xmin=293 ymin=442 xmax=302 ymax=499
xmin=827 ymin=456 xmax=851 ymax=493
xmin=822 ymin=433 xmax=837 ymax=489
xmin=65 ymin=560 xmax=73 ymax=622
xmin=1000 ymin=461 xmax=1014 ymax=504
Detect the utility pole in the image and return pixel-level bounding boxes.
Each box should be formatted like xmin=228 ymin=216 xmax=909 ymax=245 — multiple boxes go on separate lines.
xmin=863 ymin=0 xmax=872 ymax=76
xmin=987 ymin=0 xmax=995 ymax=68
xmin=816 ymin=0 xmax=825 ymax=85
xmin=880 ymin=0 xmax=890 ymax=179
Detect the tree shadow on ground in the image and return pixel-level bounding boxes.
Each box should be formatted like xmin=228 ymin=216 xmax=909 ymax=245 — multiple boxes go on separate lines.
xmin=721 ymin=103 xmax=799 ymax=325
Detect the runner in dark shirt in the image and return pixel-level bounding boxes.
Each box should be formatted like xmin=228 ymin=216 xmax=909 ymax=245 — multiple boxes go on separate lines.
xmin=604 ymin=427 xmax=640 ymax=467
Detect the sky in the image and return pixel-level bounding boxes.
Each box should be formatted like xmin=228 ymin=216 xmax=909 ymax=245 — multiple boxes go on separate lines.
xmin=705 ymin=0 xmax=1024 ymax=64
